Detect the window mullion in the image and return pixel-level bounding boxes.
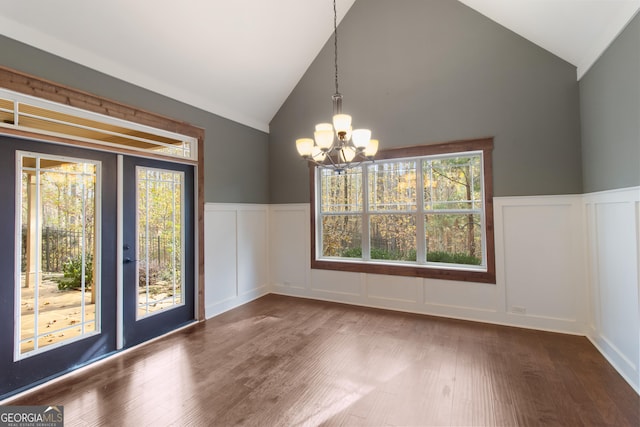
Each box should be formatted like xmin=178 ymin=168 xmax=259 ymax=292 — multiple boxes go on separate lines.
xmin=479 ymin=154 xmax=488 ymax=266
xmin=315 ymin=167 xmax=323 ymax=260
xmin=415 ymin=159 xmax=426 ymax=264
xmin=361 ymin=164 xmax=370 ymax=261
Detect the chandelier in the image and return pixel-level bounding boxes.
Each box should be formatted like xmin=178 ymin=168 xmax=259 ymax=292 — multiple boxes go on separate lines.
xmin=295 ymin=0 xmax=379 ymax=174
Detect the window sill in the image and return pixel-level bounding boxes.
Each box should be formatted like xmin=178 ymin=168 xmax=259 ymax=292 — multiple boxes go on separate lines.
xmin=311 ymin=258 xmax=496 ymax=284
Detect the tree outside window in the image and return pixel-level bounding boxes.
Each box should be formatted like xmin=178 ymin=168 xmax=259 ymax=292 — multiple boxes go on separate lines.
xmin=311 ymin=138 xmax=495 ymax=284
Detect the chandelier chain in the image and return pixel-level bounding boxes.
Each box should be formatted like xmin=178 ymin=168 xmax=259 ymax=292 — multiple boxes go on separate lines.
xmin=294 ymin=0 xmax=379 ymax=173
xmin=333 ymin=0 xmax=339 ymax=95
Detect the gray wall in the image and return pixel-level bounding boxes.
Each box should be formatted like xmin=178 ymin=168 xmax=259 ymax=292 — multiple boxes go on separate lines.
xmin=579 ymin=13 xmax=640 ymax=193
xmin=269 ymin=0 xmax=583 ymax=203
xmin=0 ymin=35 xmax=269 ymax=204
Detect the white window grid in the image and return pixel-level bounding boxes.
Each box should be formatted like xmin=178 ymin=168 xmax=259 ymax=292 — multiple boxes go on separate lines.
xmin=317 ymin=151 xmax=487 ymax=269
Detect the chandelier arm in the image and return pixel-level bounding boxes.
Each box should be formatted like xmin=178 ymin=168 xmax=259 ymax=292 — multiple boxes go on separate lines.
xmin=325 ymin=150 xmax=341 ymax=168
xmin=304 ymin=154 xmax=335 ymax=169
xmin=307 ymin=148 xmax=374 ymax=173
xmin=306 ymin=157 xmax=327 ymax=168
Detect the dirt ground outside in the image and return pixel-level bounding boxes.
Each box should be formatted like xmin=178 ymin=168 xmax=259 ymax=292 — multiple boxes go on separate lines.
xmin=19 ymin=273 xmax=181 ymax=353
xmin=19 ymin=273 xmax=95 ymax=354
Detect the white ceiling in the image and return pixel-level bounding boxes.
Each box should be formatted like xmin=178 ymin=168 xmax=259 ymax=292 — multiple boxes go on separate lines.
xmin=459 ymin=0 xmax=640 ymax=79
xmin=0 ymin=0 xmax=638 ymax=133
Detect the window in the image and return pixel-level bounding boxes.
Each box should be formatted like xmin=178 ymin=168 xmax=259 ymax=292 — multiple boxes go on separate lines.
xmin=17 ymin=152 xmax=101 ymax=357
xmin=0 ymin=88 xmax=197 ymax=161
xmin=136 ymin=167 xmax=185 ymax=317
xmin=311 ymin=138 xmax=495 ymax=283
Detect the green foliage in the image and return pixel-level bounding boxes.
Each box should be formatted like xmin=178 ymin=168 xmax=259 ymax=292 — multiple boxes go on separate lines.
xmin=371 ymin=248 xmax=416 ymax=261
xmin=138 ymin=261 xmax=178 ymax=288
xmin=54 ymin=255 xmax=93 ymax=290
xmin=340 ymin=247 xmax=417 ymax=262
xmin=340 ymin=248 xmax=479 ymax=265
xmin=427 ymin=251 xmax=480 ymax=265
xmin=340 ymin=247 xmax=362 ymax=258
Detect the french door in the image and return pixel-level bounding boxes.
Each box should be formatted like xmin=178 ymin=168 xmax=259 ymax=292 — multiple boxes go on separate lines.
xmin=0 ymin=137 xmax=195 ymax=399
xmin=121 ymin=156 xmax=194 ymax=347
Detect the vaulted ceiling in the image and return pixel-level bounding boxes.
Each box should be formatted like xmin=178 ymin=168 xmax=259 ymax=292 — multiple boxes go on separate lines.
xmin=0 ymin=0 xmax=638 ymax=132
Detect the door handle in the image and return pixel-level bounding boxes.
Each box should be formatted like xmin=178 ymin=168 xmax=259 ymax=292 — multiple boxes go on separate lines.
xmin=123 ymin=257 xmax=138 ymax=264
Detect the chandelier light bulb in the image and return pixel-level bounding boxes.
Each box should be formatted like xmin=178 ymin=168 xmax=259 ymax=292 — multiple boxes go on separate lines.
xmin=364 ymin=139 xmax=379 ymax=157
xmin=314 ymin=128 xmax=335 ymax=149
xmin=296 ymin=138 xmax=314 ymax=157
xmin=315 ymin=123 xmax=333 ymax=132
xmin=352 ymin=129 xmax=372 ymax=148
xmin=333 ymin=114 xmax=352 ymax=135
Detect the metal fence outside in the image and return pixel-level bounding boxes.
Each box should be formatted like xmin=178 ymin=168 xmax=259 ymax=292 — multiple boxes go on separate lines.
xmin=21 ymin=226 xmax=176 ymax=274
xmin=21 ymin=226 xmax=88 ymax=273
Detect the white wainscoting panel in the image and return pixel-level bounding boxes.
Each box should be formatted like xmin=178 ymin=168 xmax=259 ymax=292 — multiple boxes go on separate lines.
xmin=204 ymin=204 xmax=269 ymax=318
xmin=269 ymin=204 xmax=310 ymax=295
xmin=495 ymin=197 xmax=584 ymax=329
xmin=237 ymin=209 xmax=268 ymax=296
xmin=204 ymin=209 xmax=237 ymax=308
xmin=311 ymin=269 xmax=362 ymax=298
xmin=584 ymin=187 xmax=640 ymax=393
xmin=424 ymin=279 xmax=496 ymax=314
xmin=270 ymin=196 xmax=586 ymax=334
xmin=366 ymin=274 xmax=422 ymax=310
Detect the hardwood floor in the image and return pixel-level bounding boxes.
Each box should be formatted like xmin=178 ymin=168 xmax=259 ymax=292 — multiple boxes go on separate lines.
xmin=5 ymin=294 xmax=639 ymax=426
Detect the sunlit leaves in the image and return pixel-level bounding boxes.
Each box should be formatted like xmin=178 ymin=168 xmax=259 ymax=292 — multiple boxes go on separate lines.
xmin=18 ymin=155 xmax=98 ymax=354
xmin=320 ymin=168 xmax=362 ymax=213
xmin=369 ymin=161 xmax=417 ymax=211
xmin=136 ymin=168 xmax=184 ymax=316
xmin=318 ymin=152 xmax=485 ymax=266
xmin=370 ymin=214 xmax=416 ymax=261
xmin=425 ymin=214 xmax=482 ymax=264
xmin=322 ymin=215 xmax=361 ymax=257
xmin=424 ymin=155 xmax=481 ymax=210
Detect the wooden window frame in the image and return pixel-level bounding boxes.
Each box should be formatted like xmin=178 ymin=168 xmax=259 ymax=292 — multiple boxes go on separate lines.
xmin=310 ymin=137 xmax=496 ymax=284
xmin=0 ymin=66 xmax=206 ymax=319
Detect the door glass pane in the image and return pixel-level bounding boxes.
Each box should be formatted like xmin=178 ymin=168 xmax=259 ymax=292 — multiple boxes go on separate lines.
xmin=137 ymin=167 xmax=184 ymax=318
xmin=17 ymin=153 xmax=100 ymax=357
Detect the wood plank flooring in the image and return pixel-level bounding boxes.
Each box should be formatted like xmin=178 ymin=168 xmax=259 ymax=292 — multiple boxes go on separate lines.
xmin=4 ymin=294 xmax=639 ymax=426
